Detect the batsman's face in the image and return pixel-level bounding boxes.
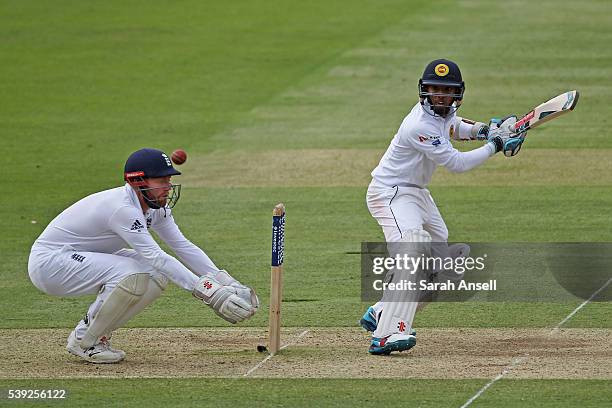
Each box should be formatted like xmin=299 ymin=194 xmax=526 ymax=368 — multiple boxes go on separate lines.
xmin=426 ymin=85 xmax=458 ymax=117
xmin=426 ymin=85 xmax=455 ymax=106
xmin=144 ymin=176 xmax=172 ymax=206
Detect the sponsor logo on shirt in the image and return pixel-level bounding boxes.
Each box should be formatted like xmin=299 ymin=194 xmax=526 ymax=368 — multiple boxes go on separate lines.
xmin=130 ymin=219 xmax=145 ymax=231
xmin=432 ymin=139 xmax=441 ymax=146
xmin=146 ymin=216 xmax=152 ymax=228
xmin=418 ymin=135 xmax=440 ymax=143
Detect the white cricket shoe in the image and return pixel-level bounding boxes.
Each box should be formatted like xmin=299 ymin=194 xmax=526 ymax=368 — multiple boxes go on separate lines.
xmin=66 ymin=331 xmax=125 ymax=363
xmin=98 ymin=334 xmax=126 ymax=360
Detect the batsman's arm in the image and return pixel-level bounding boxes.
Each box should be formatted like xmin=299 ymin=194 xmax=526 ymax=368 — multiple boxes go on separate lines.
xmin=453 ymin=117 xmax=489 ymax=141
xmin=409 ymin=126 xmax=495 ymax=173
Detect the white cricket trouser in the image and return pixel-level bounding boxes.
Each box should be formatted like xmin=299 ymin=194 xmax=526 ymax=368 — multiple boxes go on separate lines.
xmin=366 ymin=181 xmax=448 ymax=243
xmin=366 ymin=180 xmax=449 ymax=338
xmin=28 ymin=244 xmax=168 ymax=338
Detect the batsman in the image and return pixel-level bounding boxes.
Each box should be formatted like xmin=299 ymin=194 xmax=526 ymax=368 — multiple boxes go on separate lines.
xmin=360 ymin=59 xmax=526 ymax=355
xmin=28 ymin=148 xmax=259 ymax=363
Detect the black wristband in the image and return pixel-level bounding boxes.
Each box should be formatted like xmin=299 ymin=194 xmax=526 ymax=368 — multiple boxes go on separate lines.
xmin=490 ymin=136 xmax=503 ymax=153
xmin=477 ymin=125 xmax=489 ymax=139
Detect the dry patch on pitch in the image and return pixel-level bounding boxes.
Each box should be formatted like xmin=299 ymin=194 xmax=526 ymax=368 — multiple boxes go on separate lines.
xmin=0 ymin=328 xmax=270 ymax=379
xmin=249 ymin=328 xmax=612 ymax=380
xmin=1 ymin=328 xmax=610 ymax=379
xmin=183 ymin=149 xmax=612 ymax=188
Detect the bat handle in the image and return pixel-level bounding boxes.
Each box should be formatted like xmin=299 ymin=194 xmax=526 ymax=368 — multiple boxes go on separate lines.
xmin=513 ymin=120 xmax=531 ymax=134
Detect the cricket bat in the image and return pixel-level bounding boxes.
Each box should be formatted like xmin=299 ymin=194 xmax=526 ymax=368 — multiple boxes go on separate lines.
xmin=514 ymin=90 xmax=579 ymax=133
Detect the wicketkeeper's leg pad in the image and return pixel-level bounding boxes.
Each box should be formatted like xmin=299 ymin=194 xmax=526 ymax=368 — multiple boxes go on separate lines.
xmin=106 ymin=274 xmax=166 ymax=334
xmin=80 ymin=273 xmax=150 ymax=349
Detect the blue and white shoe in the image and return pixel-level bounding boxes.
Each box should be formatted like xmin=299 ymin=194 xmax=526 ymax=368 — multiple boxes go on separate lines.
xmin=368 ymin=333 xmax=417 ymax=355
xmin=359 ymin=306 xmax=378 ymax=332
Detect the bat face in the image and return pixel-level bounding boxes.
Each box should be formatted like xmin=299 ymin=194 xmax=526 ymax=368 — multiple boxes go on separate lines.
xmin=514 ymin=90 xmax=579 ymax=133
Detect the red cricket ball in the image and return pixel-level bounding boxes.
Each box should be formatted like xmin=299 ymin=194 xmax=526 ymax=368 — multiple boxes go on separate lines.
xmin=171 ymin=149 xmax=187 ymax=165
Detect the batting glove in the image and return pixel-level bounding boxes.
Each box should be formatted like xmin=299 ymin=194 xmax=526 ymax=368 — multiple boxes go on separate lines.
xmin=473 ymin=122 xmax=490 ymax=141
xmin=487 ymin=116 xmax=517 ymax=153
xmin=503 ymin=135 xmax=525 ymax=157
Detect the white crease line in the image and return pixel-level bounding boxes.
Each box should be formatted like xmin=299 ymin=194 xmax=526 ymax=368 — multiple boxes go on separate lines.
xmin=460 ymin=277 xmax=612 ymax=408
xmin=243 ymin=330 xmax=309 ymax=377
xmin=552 ymin=277 xmax=612 ymax=331
xmin=459 ymin=356 xmax=528 ymax=408
xmin=243 ymin=353 xmax=274 ymax=377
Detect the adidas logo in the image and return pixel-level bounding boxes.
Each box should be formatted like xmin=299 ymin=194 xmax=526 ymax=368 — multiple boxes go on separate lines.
xmin=130 ymin=219 xmax=145 ymax=231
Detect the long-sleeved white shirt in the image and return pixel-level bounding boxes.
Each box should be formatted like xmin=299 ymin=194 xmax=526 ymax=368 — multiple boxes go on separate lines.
xmin=371 ymin=102 xmax=495 ymax=187
xmin=33 ymin=184 xmax=217 ymax=291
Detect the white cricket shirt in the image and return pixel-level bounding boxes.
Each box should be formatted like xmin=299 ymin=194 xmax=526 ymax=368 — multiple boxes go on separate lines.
xmin=33 ymin=184 xmax=218 ymax=291
xmin=371 ymin=102 xmax=495 ymax=188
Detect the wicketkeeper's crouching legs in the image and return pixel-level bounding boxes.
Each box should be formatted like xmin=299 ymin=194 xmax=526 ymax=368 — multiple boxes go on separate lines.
xmin=31 ymin=246 xmax=258 ymax=364
xmin=81 ymin=273 xmax=151 ymax=349
xmin=68 ymin=272 xmax=166 ymax=364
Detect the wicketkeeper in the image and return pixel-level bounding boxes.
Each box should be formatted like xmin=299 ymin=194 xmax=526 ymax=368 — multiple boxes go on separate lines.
xmin=28 ymin=148 xmax=259 ymax=363
xmin=360 ymin=59 xmax=526 ymax=355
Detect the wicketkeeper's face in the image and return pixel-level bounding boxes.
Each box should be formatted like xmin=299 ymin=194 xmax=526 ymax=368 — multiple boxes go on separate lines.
xmin=143 ymin=176 xmax=173 ymax=206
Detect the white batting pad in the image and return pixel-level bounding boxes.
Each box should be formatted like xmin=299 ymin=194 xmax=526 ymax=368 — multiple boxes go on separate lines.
xmin=373 ymin=229 xmax=431 ymax=338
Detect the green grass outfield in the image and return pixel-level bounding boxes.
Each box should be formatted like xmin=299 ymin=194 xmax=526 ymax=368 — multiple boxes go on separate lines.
xmin=1 ymin=379 xmax=611 ymax=407
xmin=1 ymin=0 xmax=611 ymax=406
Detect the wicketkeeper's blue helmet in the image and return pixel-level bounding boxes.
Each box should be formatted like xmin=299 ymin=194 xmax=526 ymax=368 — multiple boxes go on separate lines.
xmin=124 ymin=148 xmax=181 ymax=209
xmin=124 ymin=148 xmax=181 ymax=180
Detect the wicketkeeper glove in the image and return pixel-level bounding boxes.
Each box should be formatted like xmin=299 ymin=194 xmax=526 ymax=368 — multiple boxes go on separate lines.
xmin=213 ymin=270 xmax=260 ymax=311
xmin=192 ymin=276 xmax=255 ymax=324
